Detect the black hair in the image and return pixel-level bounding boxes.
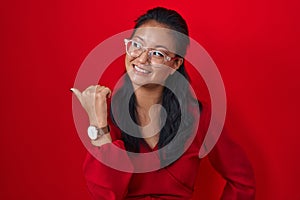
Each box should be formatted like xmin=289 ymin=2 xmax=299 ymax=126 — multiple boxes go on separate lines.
xmin=133 ymin=7 xmax=190 ymax=57
xmin=111 ymin=7 xmax=201 ymax=166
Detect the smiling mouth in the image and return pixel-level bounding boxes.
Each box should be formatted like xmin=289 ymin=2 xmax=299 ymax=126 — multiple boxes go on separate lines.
xmin=133 ymin=64 xmax=151 ymax=74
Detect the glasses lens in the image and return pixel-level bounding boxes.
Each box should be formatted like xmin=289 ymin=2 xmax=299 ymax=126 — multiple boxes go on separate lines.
xmin=125 ymin=39 xmax=170 ymax=64
xmin=126 ymin=40 xmax=143 ymax=58
xmin=149 ymin=50 xmax=166 ymax=64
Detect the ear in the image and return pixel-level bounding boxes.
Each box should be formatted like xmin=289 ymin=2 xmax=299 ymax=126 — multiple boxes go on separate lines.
xmin=170 ymin=58 xmax=183 ymax=75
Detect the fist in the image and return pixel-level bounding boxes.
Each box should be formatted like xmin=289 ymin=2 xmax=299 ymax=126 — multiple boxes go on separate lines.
xmin=71 ymin=85 xmax=111 ymax=127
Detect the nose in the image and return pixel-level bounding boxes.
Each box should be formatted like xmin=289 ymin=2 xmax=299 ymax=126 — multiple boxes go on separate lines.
xmin=137 ymin=49 xmax=150 ymax=64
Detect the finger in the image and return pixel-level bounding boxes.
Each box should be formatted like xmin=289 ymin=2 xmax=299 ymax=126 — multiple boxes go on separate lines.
xmin=96 ymin=85 xmax=105 ymax=92
xmin=85 ymin=85 xmax=97 ymax=94
xmin=70 ymin=88 xmax=82 ymax=102
xmin=96 ymin=85 xmax=111 ymax=98
xmin=101 ymin=87 xmax=112 ymax=98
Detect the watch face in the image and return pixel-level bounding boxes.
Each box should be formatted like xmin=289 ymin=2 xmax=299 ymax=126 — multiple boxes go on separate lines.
xmin=87 ymin=126 xmax=98 ymax=140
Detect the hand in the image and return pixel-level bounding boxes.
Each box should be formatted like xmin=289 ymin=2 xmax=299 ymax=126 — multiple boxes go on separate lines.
xmin=71 ymin=85 xmax=111 ymax=128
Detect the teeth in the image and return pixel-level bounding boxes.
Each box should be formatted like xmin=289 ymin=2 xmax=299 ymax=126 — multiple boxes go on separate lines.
xmin=134 ymin=65 xmax=150 ymax=74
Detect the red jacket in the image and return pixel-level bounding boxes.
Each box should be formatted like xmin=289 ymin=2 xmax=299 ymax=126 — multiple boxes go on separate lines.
xmin=82 ymin=99 xmax=255 ymax=199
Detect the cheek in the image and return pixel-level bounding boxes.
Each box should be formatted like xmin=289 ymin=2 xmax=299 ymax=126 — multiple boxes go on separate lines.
xmin=125 ymin=55 xmax=133 ymax=71
xmin=153 ymin=67 xmax=173 ymax=80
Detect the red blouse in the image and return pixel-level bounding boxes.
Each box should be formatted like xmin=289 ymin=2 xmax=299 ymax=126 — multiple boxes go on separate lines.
xmin=82 ymin=100 xmax=256 ymax=199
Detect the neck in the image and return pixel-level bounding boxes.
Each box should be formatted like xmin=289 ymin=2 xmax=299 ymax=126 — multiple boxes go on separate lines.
xmin=134 ymin=84 xmax=164 ymax=110
xmin=133 ymin=84 xmax=163 ymax=148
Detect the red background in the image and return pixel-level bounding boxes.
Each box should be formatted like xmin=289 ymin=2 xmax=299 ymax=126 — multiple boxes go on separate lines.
xmin=0 ymin=0 xmax=299 ymax=199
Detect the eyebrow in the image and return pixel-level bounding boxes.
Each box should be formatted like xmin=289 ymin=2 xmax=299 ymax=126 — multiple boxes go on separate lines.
xmin=132 ymin=35 xmax=170 ymax=51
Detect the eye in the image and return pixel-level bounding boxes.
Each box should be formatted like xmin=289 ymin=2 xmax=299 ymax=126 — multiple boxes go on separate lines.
xmin=132 ymin=41 xmax=142 ymax=49
xmin=151 ymin=50 xmax=165 ymax=58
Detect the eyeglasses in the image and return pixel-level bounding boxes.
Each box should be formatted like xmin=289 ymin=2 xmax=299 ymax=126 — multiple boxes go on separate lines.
xmin=124 ymin=39 xmax=177 ymax=64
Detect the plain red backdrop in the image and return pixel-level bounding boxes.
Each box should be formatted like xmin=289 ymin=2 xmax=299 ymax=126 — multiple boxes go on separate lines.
xmin=0 ymin=0 xmax=299 ymax=199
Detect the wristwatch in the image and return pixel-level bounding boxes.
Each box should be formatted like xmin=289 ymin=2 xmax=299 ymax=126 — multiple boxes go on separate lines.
xmin=87 ymin=125 xmax=110 ymax=140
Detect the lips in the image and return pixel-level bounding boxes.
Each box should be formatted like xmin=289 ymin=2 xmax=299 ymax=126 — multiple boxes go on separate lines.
xmin=133 ymin=64 xmax=151 ymax=74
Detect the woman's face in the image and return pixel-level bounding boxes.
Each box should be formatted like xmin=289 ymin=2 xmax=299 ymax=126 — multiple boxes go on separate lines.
xmin=125 ymin=20 xmax=183 ymax=89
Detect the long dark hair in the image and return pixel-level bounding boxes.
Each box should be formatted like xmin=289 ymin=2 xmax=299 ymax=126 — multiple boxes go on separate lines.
xmin=111 ymin=7 xmax=201 ymax=166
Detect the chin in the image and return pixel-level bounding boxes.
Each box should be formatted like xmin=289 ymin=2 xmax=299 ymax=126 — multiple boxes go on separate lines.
xmin=128 ymin=72 xmax=151 ymax=87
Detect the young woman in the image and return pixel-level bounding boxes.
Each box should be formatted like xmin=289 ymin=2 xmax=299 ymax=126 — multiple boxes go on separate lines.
xmin=71 ymin=7 xmax=255 ymax=199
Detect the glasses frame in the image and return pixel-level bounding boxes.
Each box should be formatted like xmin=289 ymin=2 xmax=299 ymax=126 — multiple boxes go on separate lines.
xmin=124 ymin=39 xmax=177 ymax=63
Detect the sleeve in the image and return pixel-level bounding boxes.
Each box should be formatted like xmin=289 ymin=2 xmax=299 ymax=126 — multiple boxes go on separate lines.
xmin=208 ymin=129 xmax=256 ymax=200
xmin=83 ymin=124 xmax=133 ymax=200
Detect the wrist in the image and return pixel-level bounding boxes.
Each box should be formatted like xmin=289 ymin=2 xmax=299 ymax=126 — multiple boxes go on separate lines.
xmin=97 ymin=121 xmax=108 ymax=128
xmin=91 ymin=134 xmax=112 ymax=147
xmin=89 ymin=118 xmax=107 ymax=128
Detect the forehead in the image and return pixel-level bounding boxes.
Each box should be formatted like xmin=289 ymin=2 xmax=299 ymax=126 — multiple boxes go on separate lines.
xmin=132 ymin=23 xmax=177 ymax=52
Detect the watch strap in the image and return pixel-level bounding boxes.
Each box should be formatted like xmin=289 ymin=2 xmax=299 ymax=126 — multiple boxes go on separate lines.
xmin=97 ymin=125 xmax=110 ymax=136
